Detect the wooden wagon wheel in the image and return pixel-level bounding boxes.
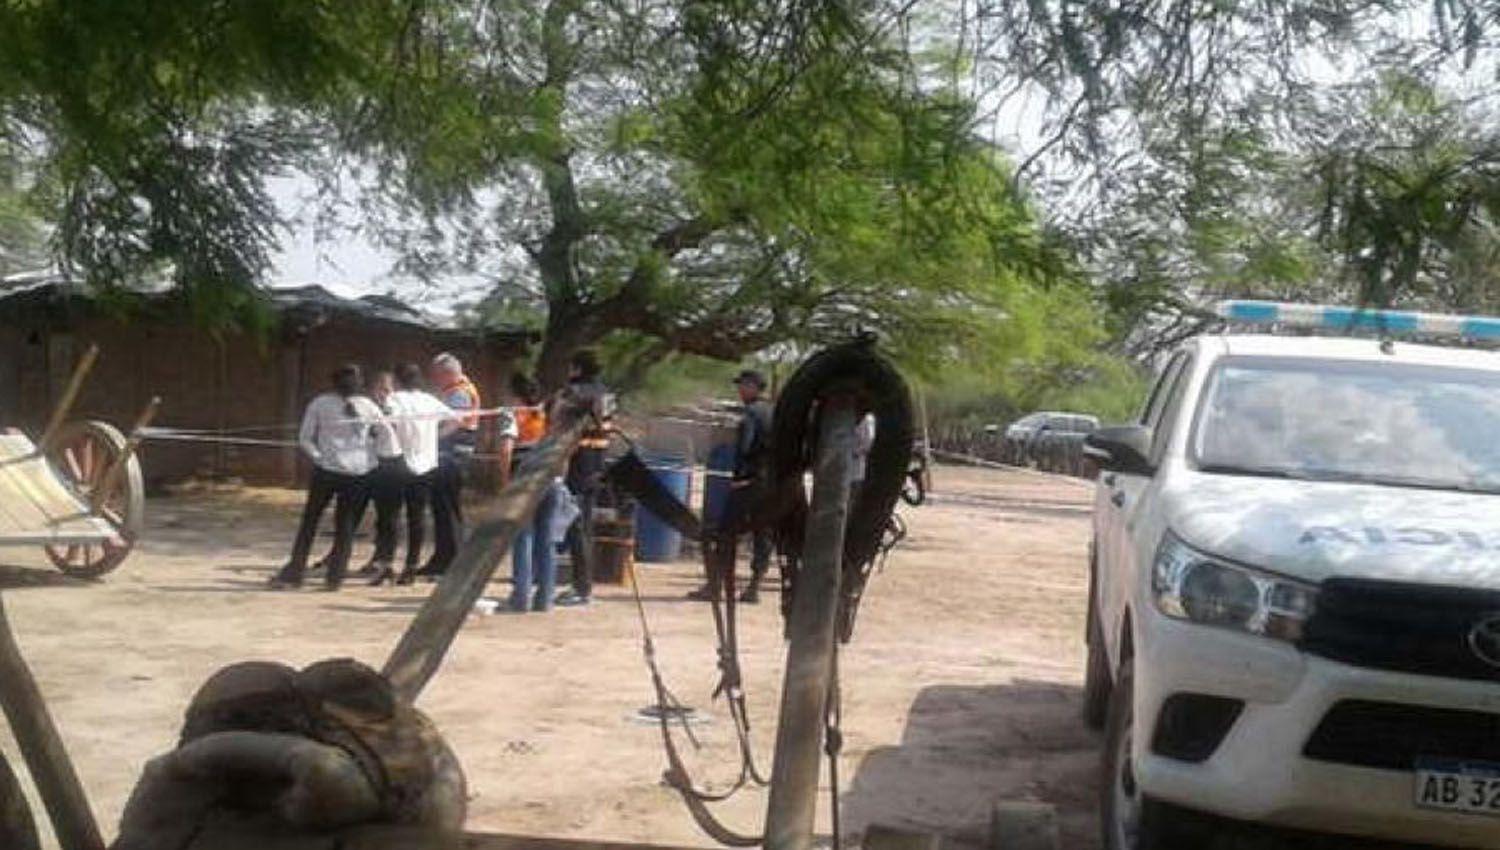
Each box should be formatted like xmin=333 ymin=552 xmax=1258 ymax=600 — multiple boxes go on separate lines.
xmin=42 ymin=420 xmax=144 ymax=579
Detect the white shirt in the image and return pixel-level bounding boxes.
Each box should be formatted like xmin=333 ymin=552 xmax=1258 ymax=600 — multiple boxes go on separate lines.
xmin=371 ymin=398 xmax=403 ymax=460
xmin=299 ymin=393 xmax=382 ymax=476
xmin=390 ymin=389 xmax=458 ymax=476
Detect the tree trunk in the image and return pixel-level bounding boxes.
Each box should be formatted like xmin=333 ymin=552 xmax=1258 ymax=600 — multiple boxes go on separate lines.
xmin=534 ymin=308 xmax=602 ymax=393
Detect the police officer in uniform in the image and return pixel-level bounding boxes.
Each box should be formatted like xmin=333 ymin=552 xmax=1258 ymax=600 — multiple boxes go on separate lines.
xmin=689 ymin=369 xmax=775 ymax=603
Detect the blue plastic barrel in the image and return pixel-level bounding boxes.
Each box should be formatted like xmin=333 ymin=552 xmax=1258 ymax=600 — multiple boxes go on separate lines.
xmin=635 ymin=454 xmax=692 ymax=563
xmin=703 ymin=443 xmax=736 ymax=531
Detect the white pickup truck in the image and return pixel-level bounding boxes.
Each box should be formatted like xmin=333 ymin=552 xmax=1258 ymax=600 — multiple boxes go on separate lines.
xmin=1083 ymin=302 xmax=1500 ymax=849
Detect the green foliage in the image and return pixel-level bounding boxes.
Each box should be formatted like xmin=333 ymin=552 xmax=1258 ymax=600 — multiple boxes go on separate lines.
xmin=920 ymin=350 xmax=1147 ymax=428
xmin=0 ymin=0 xmax=412 ymax=297
xmin=613 ymin=352 xmax=745 ymax=417
xmin=348 ymin=1 xmax=1082 ymax=387
xmin=960 ymin=0 xmax=1500 ymax=354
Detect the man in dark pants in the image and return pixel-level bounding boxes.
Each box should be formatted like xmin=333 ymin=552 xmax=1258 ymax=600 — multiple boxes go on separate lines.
xmin=416 ymin=353 xmax=481 ymax=580
xmin=555 ymin=349 xmax=612 ymax=608
xmin=688 ymin=369 xmax=774 ymax=603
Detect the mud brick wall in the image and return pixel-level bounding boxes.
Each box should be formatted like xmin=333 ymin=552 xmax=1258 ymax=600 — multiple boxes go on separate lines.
xmin=0 ymin=314 xmax=525 ymax=490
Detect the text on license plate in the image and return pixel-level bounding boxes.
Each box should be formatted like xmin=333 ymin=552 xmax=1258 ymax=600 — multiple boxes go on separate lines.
xmin=1415 ymin=760 xmax=1500 ymax=817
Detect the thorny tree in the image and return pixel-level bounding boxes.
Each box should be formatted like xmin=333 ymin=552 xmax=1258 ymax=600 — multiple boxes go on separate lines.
xmin=956 ymin=0 xmax=1500 ymax=354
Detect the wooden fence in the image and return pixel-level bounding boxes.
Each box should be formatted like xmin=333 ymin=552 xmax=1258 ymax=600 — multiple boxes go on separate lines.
xmin=930 ymin=422 xmax=1097 ymax=480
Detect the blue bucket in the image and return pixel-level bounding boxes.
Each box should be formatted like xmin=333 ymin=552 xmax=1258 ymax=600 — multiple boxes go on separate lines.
xmin=635 ymin=454 xmax=692 ymax=563
xmin=703 ymin=443 xmax=736 ymax=531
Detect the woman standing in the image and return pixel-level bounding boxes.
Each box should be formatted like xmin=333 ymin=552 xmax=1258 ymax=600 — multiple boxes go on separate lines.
xmin=504 ymin=374 xmax=559 ymax=613
xmin=269 ymin=364 xmax=383 ymax=591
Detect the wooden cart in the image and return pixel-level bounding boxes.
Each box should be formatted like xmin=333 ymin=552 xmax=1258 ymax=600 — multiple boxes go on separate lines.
xmin=0 ymin=345 xmax=155 ymax=579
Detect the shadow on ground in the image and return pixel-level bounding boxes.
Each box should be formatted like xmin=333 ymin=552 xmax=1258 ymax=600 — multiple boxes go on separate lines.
xmin=842 ymin=679 xmax=1100 ymax=850
xmin=0 ymin=563 xmax=93 ymax=590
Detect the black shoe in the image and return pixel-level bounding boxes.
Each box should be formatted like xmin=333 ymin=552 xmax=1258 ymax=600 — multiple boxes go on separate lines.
xmin=396 ymin=567 xmax=417 ymax=586
xmin=739 ymin=587 xmax=760 ymax=605
xmin=368 ymin=566 xmax=396 ymax=587
xmin=267 ymin=566 xmax=303 ymax=590
xmin=413 ymin=562 xmax=448 ymax=581
xmin=686 ymin=586 xmax=715 ymax=602
xmin=355 ymin=560 xmax=384 ymax=578
xmin=307 ymin=557 xmax=328 ymax=574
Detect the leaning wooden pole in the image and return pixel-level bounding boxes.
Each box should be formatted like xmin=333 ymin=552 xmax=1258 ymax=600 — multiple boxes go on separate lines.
xmin=37 ymin=344 xmax=99 ymax=455
xmin=0 ymin=750 xmax=41 ymax=850
xmin=764 ymin=398 xmax=858 ymax=850
xmin=383 ymin=417 xmax=585 ymax=703
xmin=0 ymin=595 xmax=104 ymax=850
xmin=94 ymin=396 xmax=160 ymax=513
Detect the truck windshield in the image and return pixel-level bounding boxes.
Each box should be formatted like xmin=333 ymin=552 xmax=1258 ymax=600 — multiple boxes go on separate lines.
xmin=1193 ymin=357 xmax=1500 ymax=493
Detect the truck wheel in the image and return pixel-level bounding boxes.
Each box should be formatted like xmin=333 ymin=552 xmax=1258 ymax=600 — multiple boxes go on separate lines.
xmin=1082 ymin=607 xmax=1111 ymax=729
xmin=1101 ymin=658 xmax=1186 ymax=849
xmin=1081 ymin=555 xmax=1111 ymax=729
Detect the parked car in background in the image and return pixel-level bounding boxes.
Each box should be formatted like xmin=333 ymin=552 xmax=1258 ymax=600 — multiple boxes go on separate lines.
xmin=1003 ymin=411 xmax=1099 ymax=464
xmin=1084 ymin=300 xmax=1500 ymax=849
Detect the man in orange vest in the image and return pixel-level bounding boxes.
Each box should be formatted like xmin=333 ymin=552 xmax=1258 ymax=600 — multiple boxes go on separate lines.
xmin=416 ymin=352 xmax=514 ymax=579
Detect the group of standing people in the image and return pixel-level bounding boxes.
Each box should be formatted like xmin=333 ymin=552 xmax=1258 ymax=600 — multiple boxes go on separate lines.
xmin=489 ymin=349 xmax=612 ymax=613
xmin=269 ymin=353 xmax=498 ymax=590
xmin=269 ymin=349 xmax=611 ymax=612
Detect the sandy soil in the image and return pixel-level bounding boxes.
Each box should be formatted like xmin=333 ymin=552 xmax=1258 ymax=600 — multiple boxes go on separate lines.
xmin=0 ymin=464 xmax=1100 ymax=849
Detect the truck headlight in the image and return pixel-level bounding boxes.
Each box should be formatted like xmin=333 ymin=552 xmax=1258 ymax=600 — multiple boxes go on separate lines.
xmin=1152 ymin=533 xmax=1317 ymax=642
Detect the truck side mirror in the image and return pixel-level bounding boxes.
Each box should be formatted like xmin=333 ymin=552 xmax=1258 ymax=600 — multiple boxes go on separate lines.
xmin=1083 ymin=425 xmax=1155 ymax=476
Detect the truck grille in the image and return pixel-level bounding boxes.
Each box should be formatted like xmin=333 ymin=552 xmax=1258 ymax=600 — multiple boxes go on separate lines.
xmin=1304 ymin=700 xmax=1500 ymax=770
xmin=1299 ymin=577 xmax=1500 ymax=682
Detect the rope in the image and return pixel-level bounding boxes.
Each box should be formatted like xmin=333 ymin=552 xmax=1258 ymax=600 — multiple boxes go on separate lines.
xmin=624 ymin=558 xmax=764 ymax=847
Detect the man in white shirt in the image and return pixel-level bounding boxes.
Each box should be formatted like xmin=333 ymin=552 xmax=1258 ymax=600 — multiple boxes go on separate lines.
xmin=270 ymin=364 xmax=384 ymax=590
xmin=382 ymin=363 xmax=458 ymax=584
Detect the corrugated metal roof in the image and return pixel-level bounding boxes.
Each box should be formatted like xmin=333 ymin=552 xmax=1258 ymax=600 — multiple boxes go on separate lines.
xmin=0 ymin=270 xmax=531 ymax=342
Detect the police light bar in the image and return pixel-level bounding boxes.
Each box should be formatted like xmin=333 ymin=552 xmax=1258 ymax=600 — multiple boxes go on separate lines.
xmin=1215 ymin=300 xmax=1500 ymax=340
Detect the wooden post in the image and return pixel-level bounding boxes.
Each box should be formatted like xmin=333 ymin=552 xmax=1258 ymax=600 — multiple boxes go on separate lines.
xmin=0 ymin=750 xmax=41 ymax=850
xmin=37 ymin=344 xmax=99 ymax=455
xmin=0 ymin=594 xmax=104 ymax=850
xmin=93 ymin=396 xmax=160 ymax=512
xmin=764 ymin=399 xmax=857 ymax=850
xmin=383 ymin=418 xmax=585 ymax=703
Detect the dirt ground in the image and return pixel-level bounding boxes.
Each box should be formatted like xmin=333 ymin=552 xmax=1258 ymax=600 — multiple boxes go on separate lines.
xmin=0 ymin=463 xmax=1101 ymax=849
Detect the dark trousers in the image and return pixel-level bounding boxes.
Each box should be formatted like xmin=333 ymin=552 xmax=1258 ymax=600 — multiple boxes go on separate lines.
xmin=723 ymin=484 xmax=773 ymax=587
xmin=286 ymin=466 xmax=365 ymax=584
xmin=401 ymin=471 xmax=433 ymax=569
xmin=565 ymin=487 xmax=596 ymax=598
xmin=428 ymin=456 xmax=465 ymax=571
xmin=369 ymin=458 xmax=410 ymax=565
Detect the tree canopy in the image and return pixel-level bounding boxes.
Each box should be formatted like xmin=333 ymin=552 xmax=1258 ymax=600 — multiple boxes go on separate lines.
xmin=953 ymin=0 xmax=1500 ymax=354
xmin=0 ymin=0 xmax=1095 ymax=390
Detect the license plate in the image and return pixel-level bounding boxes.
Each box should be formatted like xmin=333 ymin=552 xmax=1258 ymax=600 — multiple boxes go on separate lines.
xmin=1415 ymin=759 xmax=1500 ymax=817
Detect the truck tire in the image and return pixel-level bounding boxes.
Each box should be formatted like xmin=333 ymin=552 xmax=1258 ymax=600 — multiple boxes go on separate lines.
xmin=1101 ymin=658 xmax=1191 ymax=850
xmin=1082 ymin=609 xmax=1111 ymax=729
xmin=1082 ymin=553 xmax=1111 ymax=729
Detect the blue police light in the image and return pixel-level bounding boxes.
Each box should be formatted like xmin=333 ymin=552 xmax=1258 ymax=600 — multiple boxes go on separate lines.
xmin=1215 ymin=300 xmax=1500 ymax=340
